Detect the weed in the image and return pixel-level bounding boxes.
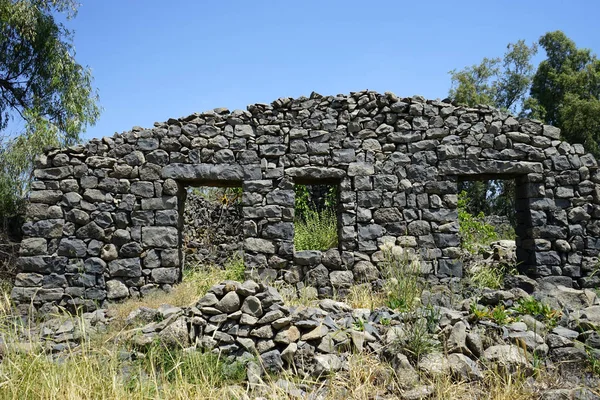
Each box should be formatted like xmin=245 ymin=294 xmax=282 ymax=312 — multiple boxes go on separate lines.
xmin=391 ymin=306 xmax=440 ymax=363
xmin=458 ymin=190 xmax=499 ymax=254
xmin=294 ymin=208 xmax=338 ymax=251
xmin=353 ymin=318 xmax=365 ymax=331
xmin=469 ymin=262 xmax=507 ymax=289
xmin=469 ymin=302 xmax=513 ymax=325
xmin=490 ymin=305 xmax=510 ymax=325
xmin=513 ymin=296 xmax=561 ymax=328
xmin=345 ymin=283 xmax=387 ymax=310
xmin=379 ymin=243 xmax=423 ymax=312
xmin=141 ymin=343 xmax=246 ymax=385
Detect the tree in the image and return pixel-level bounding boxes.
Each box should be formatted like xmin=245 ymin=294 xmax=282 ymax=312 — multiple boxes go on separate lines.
xmin=449 ymin=40 xmax=538 ymax=114
xmin=0 ymin=0 xmax=99 ymax=223
xmin=528 ymin=31 xmax=600 ymax=155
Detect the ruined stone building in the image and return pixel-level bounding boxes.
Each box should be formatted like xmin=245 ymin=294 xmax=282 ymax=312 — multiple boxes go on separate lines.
xmin=12 ymin=90 xmax=600 ymax=310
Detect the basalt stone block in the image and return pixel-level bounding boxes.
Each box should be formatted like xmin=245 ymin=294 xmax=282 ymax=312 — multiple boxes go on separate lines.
xmin=29 ymin=190 xmax=63 ymax=204
xmin=294 ymin=250 xmax=322 ymax=266
xmin=151 ymin=267 xmax=179 ymax=284
xmin=141 ymin=226 xmax=178 ymax=248
xmin=19 ymin=238 xmax=48 ymax=256
xmin=57 ymin=238 xmax=87 ymax=258
xmin=34 ymin=166 xmax=73 ymax=180
xmin=245 ymin=238 xmax=276 ymax=254
xmin=286 ymin=167 xmax=345 ymax=180
xmin=161 ymin=163 xmax=244 ymax=181
xmin=108 ymin=258 xmax=142 ymax=278
xmin=438 ymin=259 xmax=463 ymax=278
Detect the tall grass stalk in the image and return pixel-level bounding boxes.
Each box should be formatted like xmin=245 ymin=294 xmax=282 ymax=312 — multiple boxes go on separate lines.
xmin=294 ymin=208 xmax=338 ymax=251
xmin=379 ymin=243 xmax=423 ymax=311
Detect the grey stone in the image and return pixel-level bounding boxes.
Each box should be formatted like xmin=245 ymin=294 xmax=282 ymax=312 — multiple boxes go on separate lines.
xmin=215 ymin=291 xmax=241 ymax=313
xmin=106 ymin=280 xmax=129 ymax=299
xmin=241 ymin=296 xmax=263 ymax=317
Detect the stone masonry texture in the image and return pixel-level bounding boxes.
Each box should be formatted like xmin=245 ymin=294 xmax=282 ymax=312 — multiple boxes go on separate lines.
xmin=12 ymin=90 xmax=600 ymax=310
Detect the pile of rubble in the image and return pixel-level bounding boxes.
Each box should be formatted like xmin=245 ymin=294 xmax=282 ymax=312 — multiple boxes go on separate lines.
xmin=126 ymin=278 xmax=600 ymax=396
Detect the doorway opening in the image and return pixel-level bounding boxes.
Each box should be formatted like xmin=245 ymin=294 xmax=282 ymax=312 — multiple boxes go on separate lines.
xmin=181 ymin=183 xmax=244 ymax=275
xmin=457 ymin=175 xmax=532 ymax=283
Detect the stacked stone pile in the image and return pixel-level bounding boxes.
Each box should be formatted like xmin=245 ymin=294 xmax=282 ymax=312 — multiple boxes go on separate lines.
xmin=182 ymin=191 xmax=242 ymax=267
xmin=126 ymin=279 xmax=600 ymax=393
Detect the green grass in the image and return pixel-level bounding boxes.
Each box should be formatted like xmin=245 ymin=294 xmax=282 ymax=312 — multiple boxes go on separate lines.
xmin=294 ymin=208 xmax=338 ymax=251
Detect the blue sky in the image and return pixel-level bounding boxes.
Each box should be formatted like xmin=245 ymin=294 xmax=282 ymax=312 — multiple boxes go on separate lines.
xmin=68 ymin=0 xmax=600 ymax=141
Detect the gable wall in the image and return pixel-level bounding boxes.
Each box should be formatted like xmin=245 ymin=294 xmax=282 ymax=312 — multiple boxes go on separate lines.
xmin=12 ymin=90 xmax=600 ymax=310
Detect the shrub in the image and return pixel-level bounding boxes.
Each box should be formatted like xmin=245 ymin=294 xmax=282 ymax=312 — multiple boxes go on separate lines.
xmin=379 ymin=243 xmax=423 ymax=312
xmin=294 ymin=208 xmax=338 ymax=251
xmin=390 ymin=306 xmax=440 ymax=363
xmin=458 ymin=190 xmax=499 ymax=254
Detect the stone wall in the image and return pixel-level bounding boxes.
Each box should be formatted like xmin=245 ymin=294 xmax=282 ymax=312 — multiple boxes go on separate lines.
xmin=12 ymin=90 xmax=600 ymax=310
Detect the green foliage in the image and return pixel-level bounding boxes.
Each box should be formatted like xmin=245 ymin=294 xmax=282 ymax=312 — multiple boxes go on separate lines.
xmin=294 ymin=183 xmax=339 ymax=251
xmin=379 ymin=244 xmax=423 ymax=312
xmin=449 ymin=39 xmax=538 ymax=113
xmin=222 ymin=253 xmax=245 ymax=282
xmin=469 ymin=303 xmax=513 ymax=325
xmin=391 ymin=306 xmax=440 ymax=363
xmin=458 ymin=191 xmax=499 ymax=254
xmin=513 ymin=296 xmax=561 ymax=328
xmin=293 ymin=208 xmax=338 ymax=251
xmin=294 ymin=184 xmax=338 ymax=220
xmin=469 ymin=264 xmax=505 ymax=289
xmin=449 ymin=30 xmax=600 ymax=158
xmin=470 ymin=296 xmax=561 ymax=328
xmin=458 ymin=180 xmax=517 ymax=228
xmin=0 ymin=0 xmax=100 ymax=219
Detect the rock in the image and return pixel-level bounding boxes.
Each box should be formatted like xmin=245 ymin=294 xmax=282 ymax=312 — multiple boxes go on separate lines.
xmin=448 ymin=353 xmax=483 ymax=381
xmin=237 ymin=280 xmax=259 ymax=296
xmin=392 ymin=353 xmax=420 ymax=386
xmin=418 ymin=353 xmax=450 ymax=376
xmin=353 ymin=261 xmax=379 ymax=282
xmin=301 ymin=325 xmax=329 ymax=341
xmin=483 ymin=345 xmax=531 ymax=375
xmin=106 ymin=280 xmax=129 ymax=300
xmin=281 ymin=342 xmax=298 ymax=364
xmin=196 ymin=293 xmax=219 ymax=307
xmin=246 ymin=361 xmax=263 ymax=385
xmin=260 ymin=349 xmax=283 ymax=373
xmin=312 ymin=354 xmax=342 ymax=376
xmin=571 ymin=305 xmax=600 ymax=330
xmin=158 ymin=317 xmax=189 ymax=347
xmin=319 ymin=299 xmax=352 ymax=313
xmin=215 ymin=291 xmax=241 ymax=313
xmin=241 ymin=296 xmax=263 ymax=317
xmin=447 ymin=321 xmax=469 ymax=354
xmin=480 ymin=290 xmax=514 ymax=306
xmin=402 ymin=385 xmax=434 ymax=400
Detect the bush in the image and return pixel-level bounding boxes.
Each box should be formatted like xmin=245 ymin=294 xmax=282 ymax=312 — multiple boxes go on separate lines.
xmin=379 ymin=243 xmax=423 ymax=312
xmin=294 ymin=208 xmax=338 ymax=251
xmin=458 ymin=191 xmax=499 ymax=254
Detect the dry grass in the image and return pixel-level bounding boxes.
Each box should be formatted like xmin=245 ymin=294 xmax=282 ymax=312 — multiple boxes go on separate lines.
xmin=109 ymin=259 xmax=244 ymax=325
xmin=0 ymin=257 xmax=592 ymax=399
xmin=344 ymin=284 xmax=387 ymax=310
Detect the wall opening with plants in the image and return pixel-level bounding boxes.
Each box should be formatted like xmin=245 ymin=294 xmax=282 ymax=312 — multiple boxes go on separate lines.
xmin=293 ymin=182 xmax=339 ymax=251
xmin=457 ymin=175 xmax=534 ymax=282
